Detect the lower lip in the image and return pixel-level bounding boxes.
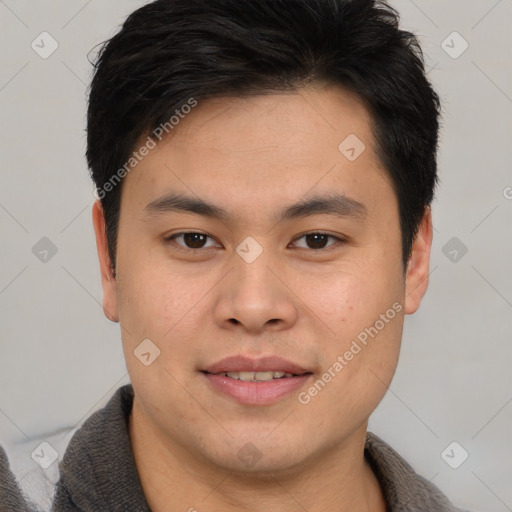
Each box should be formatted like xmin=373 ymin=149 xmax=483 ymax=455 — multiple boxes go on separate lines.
xmin=203 ymin=372 xmax=312 ymax=405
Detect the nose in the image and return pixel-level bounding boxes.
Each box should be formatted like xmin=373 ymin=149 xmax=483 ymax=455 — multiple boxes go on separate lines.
xmin=213 ymin=246 xmax=298 ymax=335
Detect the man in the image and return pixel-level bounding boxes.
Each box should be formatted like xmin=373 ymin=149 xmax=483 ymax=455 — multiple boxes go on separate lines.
xmin=51 ymin=0 xmax=465 ymax=510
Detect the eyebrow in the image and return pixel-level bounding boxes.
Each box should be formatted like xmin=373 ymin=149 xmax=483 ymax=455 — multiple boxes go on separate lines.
xmin=143 ymin=191 xmax=367 ymax=224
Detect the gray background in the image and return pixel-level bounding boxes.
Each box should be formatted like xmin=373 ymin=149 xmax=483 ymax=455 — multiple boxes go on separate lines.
xmin=0 ymin=1 xmax=511 ymax=510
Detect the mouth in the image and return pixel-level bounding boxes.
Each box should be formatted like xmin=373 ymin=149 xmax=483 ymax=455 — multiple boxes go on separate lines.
xmin=201 ymin=356 xmax=313 ymax=405
xmin=202 ymin=370 xmax=308 ymax=381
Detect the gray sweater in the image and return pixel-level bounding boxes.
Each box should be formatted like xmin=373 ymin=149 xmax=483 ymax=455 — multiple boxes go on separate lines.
xmin=50 ymin=384 xmax=465 ymax=512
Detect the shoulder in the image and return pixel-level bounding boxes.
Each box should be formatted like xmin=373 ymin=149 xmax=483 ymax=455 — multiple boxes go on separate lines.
xmin=365 ymin=432 xmax=468 ymax=512
xmin=51 ymin=384 xmax=150 ymax=511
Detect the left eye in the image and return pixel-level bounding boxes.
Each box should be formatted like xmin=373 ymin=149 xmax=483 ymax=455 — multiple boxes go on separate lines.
xmin=167 ymin=232 xmax=342 ymax=251
xmin=291 ymin=232 xmax=342 ymax=250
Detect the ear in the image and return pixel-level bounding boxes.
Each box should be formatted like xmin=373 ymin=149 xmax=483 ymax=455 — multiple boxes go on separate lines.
xmin=92 ymin=200 xmax=119 ymax=322
xmin=404 ymin=207 xmax=433 ymax=314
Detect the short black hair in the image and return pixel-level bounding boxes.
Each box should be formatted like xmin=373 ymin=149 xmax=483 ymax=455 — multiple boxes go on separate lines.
xmin=87 ymin=0 xmax=441 ymax=272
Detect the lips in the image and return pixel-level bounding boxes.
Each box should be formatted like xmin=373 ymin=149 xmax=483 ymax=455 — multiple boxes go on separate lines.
xmin=202 ymin=355 xmax=313 ymax=405
xmin=203 ymin=355 xmax=310 ymax=376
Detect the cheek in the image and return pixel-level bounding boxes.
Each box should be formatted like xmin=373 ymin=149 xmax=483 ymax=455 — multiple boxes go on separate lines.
xmin=301 ymin=299 xmax=404 ymax=433
xmin=116 ymin=243 xmax=196 ymax=331
xmin=310 ymin=259 xmax=403 ymax=340
xmin=308 ymin=254 xmax=404 ymax=405
xmin=115 ymin=251 xmax=220 ymax=383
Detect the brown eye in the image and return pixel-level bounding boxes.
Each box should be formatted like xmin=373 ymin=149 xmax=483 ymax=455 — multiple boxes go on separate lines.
xmin=305 ymin=233 xmax=329 ymax=249
xmin=167 ymin=232 xmax=219 ymax=250
xmin=182 ymin=233 xmax=208 ymax=249
xmin=292 ymin=232 xmax=342 ymax=250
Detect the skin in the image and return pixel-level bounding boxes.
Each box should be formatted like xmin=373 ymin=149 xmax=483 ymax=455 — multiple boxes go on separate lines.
xmin=92 ymin=82 xmax=432 ymax=512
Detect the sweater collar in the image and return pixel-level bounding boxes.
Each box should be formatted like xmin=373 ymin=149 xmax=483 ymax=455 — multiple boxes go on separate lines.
xmin=364 ymin=432 xmax=459 ymax=511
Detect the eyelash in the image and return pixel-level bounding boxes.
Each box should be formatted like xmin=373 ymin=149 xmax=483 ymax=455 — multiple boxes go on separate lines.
xmin=164 ymin=231 xmax=346 ymax=253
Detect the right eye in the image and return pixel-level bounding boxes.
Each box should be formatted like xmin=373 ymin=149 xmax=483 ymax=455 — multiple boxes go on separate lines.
xmin=165 ymin=232 xmax=222 ymax=251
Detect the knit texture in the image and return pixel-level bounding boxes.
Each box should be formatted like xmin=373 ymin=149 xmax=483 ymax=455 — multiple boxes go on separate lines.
xmin=364 ymin=433 xmax=463 ymax=511
xmin=50 ymin=384 xmax=465 ymax=511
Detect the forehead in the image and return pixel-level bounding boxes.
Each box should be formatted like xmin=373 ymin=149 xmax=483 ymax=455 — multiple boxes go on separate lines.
xmin=121 ymin=84 xmax=393 ymax=217
xmin=163 ymin=84 xmax=374 ymax=155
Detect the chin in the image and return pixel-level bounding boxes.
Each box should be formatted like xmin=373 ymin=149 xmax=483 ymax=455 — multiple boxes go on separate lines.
xmin=201 ymin=431 xmax=310 ymax=475
xmin=212 ymin=450 xmax=303 ymax=478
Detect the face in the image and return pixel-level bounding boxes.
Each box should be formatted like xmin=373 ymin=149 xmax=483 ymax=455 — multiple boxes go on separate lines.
xmin=93 ymin=83 xmax=432 ymax=474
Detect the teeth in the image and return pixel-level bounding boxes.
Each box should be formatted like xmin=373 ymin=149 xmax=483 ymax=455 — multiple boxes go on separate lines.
xmin=255 ymin=371 xmax=274 ymax=381
xmin=220 ymin=371 xmax=294 ymax=381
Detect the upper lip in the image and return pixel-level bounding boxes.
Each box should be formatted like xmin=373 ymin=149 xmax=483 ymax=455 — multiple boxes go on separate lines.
xmin=203 ymin=356 xmax=310 ymax=375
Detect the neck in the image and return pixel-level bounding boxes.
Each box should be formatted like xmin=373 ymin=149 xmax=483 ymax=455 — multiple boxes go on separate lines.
xmin=128 ymin=398 xmax=386 ymax=512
